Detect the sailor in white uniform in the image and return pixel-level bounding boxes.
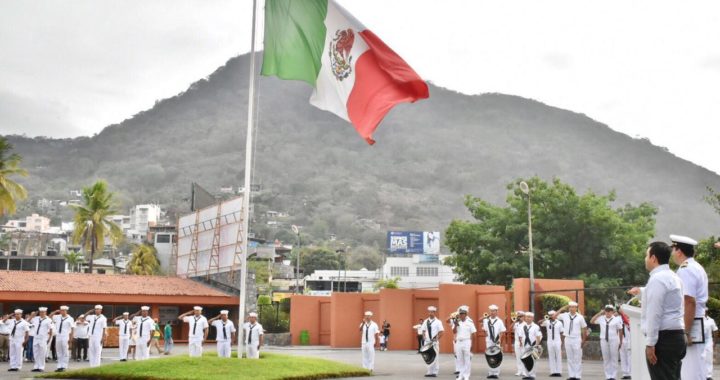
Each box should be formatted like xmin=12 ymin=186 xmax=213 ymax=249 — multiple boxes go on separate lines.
xmin=30 ymin=307 xmax=54 ymax=372
xmin=618 ymin=312 xmax=631 ymax=379
xmin=517 ymin=312 xmax=542 ymax=380
xmin=557 ymin=302 xmax=587 ymax=380
xmin=243 ymin=312 xmax=264 ymax=359
xmin=209 ymin=310 xmax=236 ymax=358
xmin=542 ymin=310 xmax=564 ymax=377
xmin=671 ymin=234 xmax=709 ymax=380
xmin=453 ymin=305 xmax=476 ymax=380
xmin=84 ymin=305 xmax=107 ymax=367
xmin=482 ymin=304 xmax=505 ymax=379
xmin=178 ymin=306 xmax=208 ymax=357
xmin=513 ymin=311 xmax=526 ymax=376
xmin=113 ymin=312 xmax=132 ymax=361
xmin=358 ymin=311 xmax=380 ymax=371
xmin=132 ymin=306 xmax=155 ymax=361
xmin=591 ymin=305 xmax=623 ymax=380
xmin=6 ymin=309 xmax=29 ymax=372
xmin=420 ymin=306 xmax=444 ymax=377
xmin=704 ymin=311 xmax=718 ymax=380
xmin=50 ymin=306 xmax=74 ymax=372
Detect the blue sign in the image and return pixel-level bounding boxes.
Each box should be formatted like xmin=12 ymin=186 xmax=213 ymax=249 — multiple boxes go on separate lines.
xmin=387 ymin=231 xmax=440 ymax=254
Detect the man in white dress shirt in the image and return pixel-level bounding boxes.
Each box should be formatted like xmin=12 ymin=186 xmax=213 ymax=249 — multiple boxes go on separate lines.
xmin=591 ymin=305 xmax=623 ymax=380
xmin=542 ymin=310 xmax=564 ymax=377
xmin=6 ymin=309 xmax=29 ymax=372
xmin=178 ymin=306 xmax=208 ymax=357
xmin=113 ymin=312 xmax=132 ymax=361
xmin=454 ymin=305 xmax=476 ymax=380
xmin=133 ymin=306 xmax=155 ymax=361
xmin=420 ymin=306 xmax=444 ymax=378
xmin=557 ymin=301 xmax=587 ymax=380
xmin=84 ymin=305 xmax=108 ymax=367
xmin=482 ymin=304 xmax=505 ymax=379
xmin=30 ymin=307 xmax=54 ymax=373
xmin=358 ymin=311 xmax=380 ymax=372
xmin=50 ymin=306 xmax=74 ymax=372
xmin=517 ymin=312 xmax=543 ymax=380
xmin=209 ymin=310 xmax=236 ymax=358
xmin=244 ymin=312 xmax=264 ymax=359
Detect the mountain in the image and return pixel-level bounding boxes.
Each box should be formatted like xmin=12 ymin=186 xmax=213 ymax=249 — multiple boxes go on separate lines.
xmin=6 ymin=54 xmax=720 ymax=246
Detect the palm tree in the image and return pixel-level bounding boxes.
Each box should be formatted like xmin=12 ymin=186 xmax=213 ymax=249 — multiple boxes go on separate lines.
xmin=127 ymin=243 xmax=160 ymax=275
xmin=70 ymin=180 xmax=123 ymax=273
xmin=63 ymin=251 xmax=84 ymax=273
xmin=0 ymin=137 xmax=28 ymax=216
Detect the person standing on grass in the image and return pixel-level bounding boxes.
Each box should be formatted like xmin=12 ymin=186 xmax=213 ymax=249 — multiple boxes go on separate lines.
xmin=113 ymin=312 xmax=132 ymax=361
xmin=209 ymin=310 xmax=236 ymax=358
xmin=358 ymin=311 xmax=380 ymax=372
xmin=243 ymin=312 xmax=264 ymax=359
xmin=50 ymin=306 xmax=74 ymax=373
xmin=72 ymin=315 xmax=88 ymax=362
xmin=178 ymin=306 xmax=208 ymax=357
xmin=163 ymin=322 xmax=173 ymax=355
xmin=133 ymin=306 xmax=155 ymax=361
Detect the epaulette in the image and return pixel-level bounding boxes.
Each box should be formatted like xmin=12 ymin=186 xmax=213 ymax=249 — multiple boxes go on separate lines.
xmin=679 ymin=262 xmax=689 ymax=268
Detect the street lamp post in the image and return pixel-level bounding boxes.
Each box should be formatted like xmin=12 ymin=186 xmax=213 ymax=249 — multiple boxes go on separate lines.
xmin=292 ymin=225 xmax=301 ymax=294
xmin=519 ymin=181 xmax=535 ymax=315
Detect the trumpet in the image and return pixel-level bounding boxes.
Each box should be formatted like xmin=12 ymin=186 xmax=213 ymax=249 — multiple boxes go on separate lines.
xmin=483 ymin=312 xmax=489 ymax=319
xmin=510 ymin=312 xmax=517 ymax=322
xmin=544 ymin=315 xmax=550 ymax=320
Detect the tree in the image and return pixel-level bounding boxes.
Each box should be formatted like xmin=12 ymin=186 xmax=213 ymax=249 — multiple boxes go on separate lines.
xmin=63 ymin=251 xmax=84 ymax=273
xmin=127 ymin=243 xmax=160 ymax=275
xmin=70 ymin=180 xmax=123 ymax=273
xmin=0 ymin=137 xmax=28 ymax=216
xmin=706 ymin=187 xmax=720 ymax=216
xmin=347 ymin=245 xmax=384 ymax=270
xmin=695 ymin=236 xmax=720 ymax=297
xmin=299 ymin=247 xmax=340 ymax=275
xmin=374 ymin=277 xmax=400 ymax=290
xmin=445 ymin=177 xmax=657 ymax=286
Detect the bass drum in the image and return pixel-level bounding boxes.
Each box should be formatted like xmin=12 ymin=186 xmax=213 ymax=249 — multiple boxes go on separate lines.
xmin=485 ymin=345 xmax=503 ymax=368
xmin=420 ymin=342 xmax=437 ymax=365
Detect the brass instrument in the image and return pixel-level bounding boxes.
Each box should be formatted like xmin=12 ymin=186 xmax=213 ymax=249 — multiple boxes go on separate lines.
xmin=544 ymin=315 xmax=550 ymax=320
xmin=483 ymin=312 xmax=489 ymax=319
xmin=510 ymin=311 xmax=517 ymax=322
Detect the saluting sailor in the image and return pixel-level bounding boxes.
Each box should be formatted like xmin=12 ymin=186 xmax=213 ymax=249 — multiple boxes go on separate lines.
xmin=517 ymin=312 xmax=542 ymax=380
xmin=50 ymin=306 xmax=74 ymax=372
xmin=133 ymin=306 xmax=155 ymax=360
xmin=453 ymin=305 xmax=476 ymax=380
xmin=513 ymin=310 xmax=526 ymax=376
xmin=30 ymin=307 xmax=54 ymax=373
xmin=703 ymin=310 xmax=718 ymax=380
xmin=618 ymin=311 xmax=631 ymax=379
xmin=84 ymin=305 xmax=108 ymax=367
xmin=482 ymin=304 xmax=505 ymax=379
xmin=243 ymin=312 xmax=264 ymax=359
xmin=557 ymin=302 xmax=587 ymax=380
xmin=358 ymin=311 xmax=380 ymax=372
xmin=6 ymin=309 xmax=29 ymax=372
xmin=209 ymin=310 xmax=236 ymax=358
xmin=591 ymin=305 xmax=623 ymax=380
xmin=542 ymin=310 xmax=564 ymax=377
xmin=178 ymin=306 xmax=208 ymax=357
xmin=671 ymin=234 xmax=709 ymax=380
xmin=113 ymin=312 xmax=132 ymax=361
xmin=420 ymin=306 xmax=444 ymax=378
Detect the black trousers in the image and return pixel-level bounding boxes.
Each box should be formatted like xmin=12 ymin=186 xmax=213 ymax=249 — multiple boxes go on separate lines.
xmin=74 ymin=338 xmax=88 ymax=360
xmin=417 ymin=335 xmax=423 ymax=351
xmin=646 ymin=330 xmax=686 ymax=380
xmin=50 ymin=336 xmax=57 ymax=360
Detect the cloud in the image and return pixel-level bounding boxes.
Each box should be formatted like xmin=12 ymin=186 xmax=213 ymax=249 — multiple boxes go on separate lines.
xmin=0 ymin=91 xmax=82 ymax=137
xmin=701 ymin=56 xmax=720 ymax=71
xmin=542 ymin=52 xmax=572 ymax=70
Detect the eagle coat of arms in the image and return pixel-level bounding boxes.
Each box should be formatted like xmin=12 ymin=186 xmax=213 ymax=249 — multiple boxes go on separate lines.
xmin=329 ymin=28 xmax=355 ymax=81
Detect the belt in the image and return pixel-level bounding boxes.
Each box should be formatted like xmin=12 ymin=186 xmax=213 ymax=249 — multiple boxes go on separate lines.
xmin=0 ymin=333 xmax=9 ymax=336
xmin=457 ymin=338 xmax=472 ymax=341
xmin=658 ymin=329 xmax=684 ymax=337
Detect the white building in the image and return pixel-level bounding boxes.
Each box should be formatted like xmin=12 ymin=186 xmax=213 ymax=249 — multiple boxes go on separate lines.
xmin=128 ymin=205 xmax=161 ymax=242
xmin=382 ymin=254 xmax=458 ymax=289
xmin=4 ymin=214 xmax=51 ymax=233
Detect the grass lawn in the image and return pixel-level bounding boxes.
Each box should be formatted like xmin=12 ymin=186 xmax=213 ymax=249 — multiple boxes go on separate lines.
xmin=38 ymin=352 xmax=370 ymax=380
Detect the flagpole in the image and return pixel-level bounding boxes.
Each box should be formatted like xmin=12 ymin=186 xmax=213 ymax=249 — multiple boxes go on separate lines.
xmin=238 ymin=0 xmax=258 ymax=359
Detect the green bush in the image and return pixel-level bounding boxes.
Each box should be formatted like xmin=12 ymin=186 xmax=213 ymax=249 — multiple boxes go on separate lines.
xmin=540 ymin=294 xmax=571 ymax=314
xmin=280 ymin=297 xmax=291 ymax=313
xmin=708 ymin=297 xmax=720 ymax=321
xmin=257 ymin=295 xmax=272 ymax=306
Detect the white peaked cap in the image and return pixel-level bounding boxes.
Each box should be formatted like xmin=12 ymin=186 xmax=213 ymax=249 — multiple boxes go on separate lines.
xmin=670 ymin=234 xmax=698 ymax=246
xmin=427 ymin=306 xmax=437 ymax=312
xmin=220 ymin=310 xmax=229 ymax=315
xmin=516 ymin=311 xmax=525 ymax=315
xmin=548 ymin=310 xmax=556 ymax=315
xmin=364 ymin=311 xmax=373 ymax=316
xmin=193 ymin=306 xmax=202 ymax=311
xmin=122 ymin=312 xmax=129 ymax=315
xmin=568 ymin=302 xmax=578 ymax=307
xmin=604 ymin=304 xmax=615 ymax=310
xmin=60 ymin=306 xmax=69 ymax=311
xmin=94 ymin=305 xmax=103 ymax=309
xmin=38 ymin=307 xmax=48 ymax=312
xmin=14 ymin=309 xmax=23 ymax=314
xmin=248 ymin=312 xmax=258 ymax=317
xmin=141 ymin=306 xmax=150 ymax=311
xmin=458 ymin=305 xmax=469 ymax=313
xmin=525 ymin=312 xmax=535 ymax=317
xmin=488 ymin=304 xmax=499 ymax=311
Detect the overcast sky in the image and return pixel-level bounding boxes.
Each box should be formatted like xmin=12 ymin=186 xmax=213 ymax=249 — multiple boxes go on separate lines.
xmin=1 ymin=1 xmax=719 ymax=173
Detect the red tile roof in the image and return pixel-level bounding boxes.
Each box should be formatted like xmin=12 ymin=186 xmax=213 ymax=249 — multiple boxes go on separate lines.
xmin=0 ymin=271 xmax=231 ymax=298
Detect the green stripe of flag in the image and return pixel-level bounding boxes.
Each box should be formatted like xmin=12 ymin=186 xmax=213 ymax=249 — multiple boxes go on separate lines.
xmin=261 ymin=0 xmax=329 ymax=86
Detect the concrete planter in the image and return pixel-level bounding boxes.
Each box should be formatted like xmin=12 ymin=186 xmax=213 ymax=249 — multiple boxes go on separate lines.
xmin=264 ymin=332 xmax=292 ymax=346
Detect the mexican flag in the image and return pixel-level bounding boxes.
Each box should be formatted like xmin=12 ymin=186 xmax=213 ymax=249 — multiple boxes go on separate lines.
xmin=261 ymin=0 xmax=430 ymax=144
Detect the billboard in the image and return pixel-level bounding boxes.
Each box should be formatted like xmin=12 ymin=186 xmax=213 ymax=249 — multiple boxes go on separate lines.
xmin=387 ymin=231 xmax=440 ymax=254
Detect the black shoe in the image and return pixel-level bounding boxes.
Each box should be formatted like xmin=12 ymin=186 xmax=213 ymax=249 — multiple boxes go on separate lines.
xmin=487 ymin=376 xmax=499 ymax=379
xmin=32 ymin=369 xmax=42 ymax=372
xmin=622 ymin=377 xmax=631 ymax=379
xmin=56 ymin=368 xmax=65 ymax=372
xmin=454 ymin=371 xmax=460 ymax=375
xmin=8 ymin=368 xmax=18 ymax=372
xmin=551 ymin=375 xmax=562 ymax=378
xmin=424 ymin=375 xmax=437 ymax=378
xmin=522 ymin=377 xmax=535 ymax=380
xmin=120 ymin=359 xmax=127 ymax=362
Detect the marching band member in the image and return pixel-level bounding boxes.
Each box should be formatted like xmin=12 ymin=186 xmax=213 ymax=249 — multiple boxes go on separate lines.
xmin=482 ymin=304 xmax=505 ymax=379
xmin=517 ymin=312 xmax=542 ymax=380
xmin=113 ymin=312 xmax=132 ymax=361
xmin=618 ymin=311 xmax=631 ymax=379
xmin=513 ymin=311 xmax=526 ymax=376
xmin=591 ymin=305 xmax=623 ymax=380
xmin=358 ymin=311 xmax=380 ymax=372
xmin=243 ymin=312 xmax=264 ymax=359
xmin=132 ymin=307 xmax=155 ymax=361
xmin=7 ymin=309 xmax=29 ymax=372
xmin=420 ymin=306 xmax=444 ymax=378
xmin=453 ymin=306 xmax=476 ymax=380
xmin=178 ymin=306 xmax=208 ymax=357
xmin=50 ymin=306 xmax=74 ymax=372
xmin=446 ymin=310 xmax=460 ymax=376
xmin=209 ymin=310 xmax=236 ymax=358
xmin=30 ymin=307 xmax=54 ymax=373
xmin=542 ymin=310 xmax=563 ymax=377
xmin=557 ymin=302 xmax=587 ymax=380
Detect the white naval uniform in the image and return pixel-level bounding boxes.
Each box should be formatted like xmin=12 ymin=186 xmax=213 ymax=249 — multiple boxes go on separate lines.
xmin=244 ymin=322 xmax=264 ymax=359
xmin=133 ymin=316 xmax=155 ymax=360
xmin=594 ymin=315 xmax=622 ymax=380
xmin=419 ymin=317 xmax=444 ymax=376
xmin=359 ymin=320 xmax=379 ymax=371
xmin=513 ymin=321 xmax=525 ymax=375
xmin=559 ymin=312 xmax=587 ymax=379
xmin=31 ymin=316 xmax=54 ymax=371
xmin=85 ymin=314 xmax=107 ymax=367
xmin=448 ymin=319 xmax=460 ymax=374
xmin=52 ymin=314 xmax=74 ymax=370
xmin=542 ymin=318 xmax=564 ymax=375
xmin=7 ymin=318 xmax=29 ymax=370
xmin=454 ymin=317 xmax=476 ymax=380
xmin=705 ymin=316 xmax=718 ymax=379
xmin=677 ymin=257 xmax=709 ymax=380
xmin=183 ymin=315 xmax=208 ymax=357
xmin=517 ymin=322 xmax=542 ymax=378
xmin=482 ymin=317 xmax=505 ymax=377
xmin=619 ymin=321 xmax=631 ymax=378
xmin=212 ymin=319 xmax=236 ymax=358
xmin=115 ymin=319 xmax=132 ymax=360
